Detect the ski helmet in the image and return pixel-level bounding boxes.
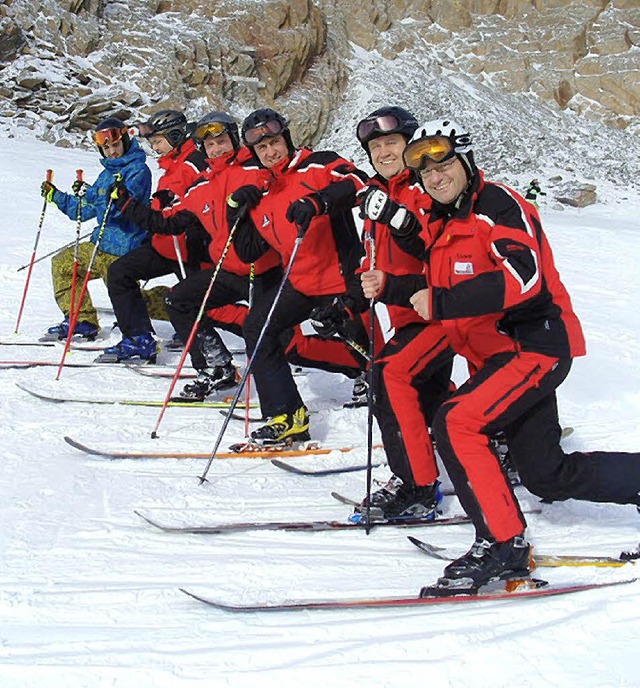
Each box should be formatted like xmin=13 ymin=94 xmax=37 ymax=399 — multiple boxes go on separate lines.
xmin=356 ymin=106 xmax=419 ymax=156
xmin=404 ymin=118 xmax=475 ymax=180
xmin=93 ymin=117 xmax=131 ymax=156
xmin=139 ymin=109 xmax=188 ymax=148
xmin=193 ymin=111 xmax=240 ymax=151
xmin=241 ymin=108 xmax=294 ymax=155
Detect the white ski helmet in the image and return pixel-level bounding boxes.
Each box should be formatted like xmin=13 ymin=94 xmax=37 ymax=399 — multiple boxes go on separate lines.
xmin=405 ymin=118 xmax=475 ymax=180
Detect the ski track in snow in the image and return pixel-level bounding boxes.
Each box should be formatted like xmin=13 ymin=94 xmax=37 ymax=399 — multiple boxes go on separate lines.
xmin=1 ymin=140 xmax=640 ymax=687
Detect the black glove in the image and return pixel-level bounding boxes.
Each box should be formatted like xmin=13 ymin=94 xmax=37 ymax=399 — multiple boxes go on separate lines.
xmin=41 ymin=181 xmax=58 ymax=203
xmin=360 ymin=186 xmax=416 ymax=236
xmin=153 ymin=188 xmax=176 ymax=209
xmin=309 ymin=296 xmax=353 ymax=339
xmin=108 ymin=178 xmax=130 ymax=210
xmin=227 ymin=185 xmax=263 ymax=211
xmin=72 ymin=180 xmax=88 ymax=197
xmin=285 ymin=194 xmax=325 ymax=236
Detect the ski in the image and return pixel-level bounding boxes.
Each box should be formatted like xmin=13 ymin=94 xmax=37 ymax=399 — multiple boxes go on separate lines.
xmin=407 ymin=536 xmax=633 ymax=568
xmin=219 ymin=409 xmax=264 ymax=423
xmin=0 ymin=360 xmax=99 ymax=370
xmin=271 ymin=460 xmax=385 ymax=477
xmin=179 ymin=577 xmax=637 ymax=613
xmin=16 ymin=383 xmax=255 ymax=409
xmin=63 ymin=435 xmax=363 ymax=460
xmin=134 ymin=509 xmax=481 ymax=534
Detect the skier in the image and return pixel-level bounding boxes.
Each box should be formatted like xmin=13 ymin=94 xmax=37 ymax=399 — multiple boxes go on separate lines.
xmin=98 ymin=110 xmax=208 ymax=362
xmin=361 ymin=117 xmax=640 ymax=594
xmin=109 ymin=111 xmax=282 ymax=400
xmin=525 ymin=178 xmax=546 ymax=208
xmin=343 ymin=106 xmax=455 ymax=522
xmin=40 ymin=117 xmax=152 ymax=340
xmin=230 ymin=108 xmax=369 ymax=443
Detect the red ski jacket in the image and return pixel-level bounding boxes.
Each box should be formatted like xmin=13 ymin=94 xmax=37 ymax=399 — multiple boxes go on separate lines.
xmin=384 ymin=170 xmax=586 ymax=369
xmin=151 ymin=138 xmax=208 ymax=261
xmin=232 ymin=148 xmax=368 ymax=297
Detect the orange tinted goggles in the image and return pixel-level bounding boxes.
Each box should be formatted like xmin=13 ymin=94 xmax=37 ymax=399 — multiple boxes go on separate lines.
xmin=403 ymin=136 xmax=455 ymax=171
xmin=194 ymin=121 xmax=228 ymax=141
xmin=93 ymin=127 xmax=127 ymax=147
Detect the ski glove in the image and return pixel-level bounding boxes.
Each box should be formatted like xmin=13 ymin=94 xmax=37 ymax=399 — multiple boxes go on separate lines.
xmin=72 ymin=180 xmax=88 ymax=197
xmin=360 ymin=187 xmax=418 ymax=237
xmin=152 ymin=188 xmax=177 ymax=210
xmin=108 ymin=178 xmax=131 ymax=210
xmin=286 ymin=194 xmax=326 ymax=236
xmin=227 ymin=185 xmax=263 ymax=211
xmin=41 ymin=181 xmax=58 ymax=204
xmin=309 ymin=296 xmax=354 ymax=339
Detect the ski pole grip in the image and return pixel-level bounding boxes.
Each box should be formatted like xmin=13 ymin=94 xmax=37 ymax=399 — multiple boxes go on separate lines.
xmin=46 ymin=169 xmax=53 ymax=183
xmin=76 ymin=169 xmax=83 ymax=181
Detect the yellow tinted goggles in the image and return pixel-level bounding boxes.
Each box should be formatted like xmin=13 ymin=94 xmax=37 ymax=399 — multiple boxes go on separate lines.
xmin=403 ymin=136 xmax=455 ymax=171
xmin=194 ymin=121 xmax=228 ymax=141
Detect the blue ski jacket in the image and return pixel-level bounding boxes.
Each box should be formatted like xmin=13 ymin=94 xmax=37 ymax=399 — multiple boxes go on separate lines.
xmin=52 ymin=138 xmax=152 ymax=256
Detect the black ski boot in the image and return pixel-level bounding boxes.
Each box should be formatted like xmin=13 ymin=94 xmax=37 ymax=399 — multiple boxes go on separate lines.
xmin=420 ymin=534 xmax=532 ymax=597
xmin=173 ymin=363 xmax=237 ymax=402
xmin=343 ymin=371 xmax=368 ymax=409
xmin=492 ymin=431 xmax=520 ymax=486
xmin=351 ymin=476 xmax=442 ymax=523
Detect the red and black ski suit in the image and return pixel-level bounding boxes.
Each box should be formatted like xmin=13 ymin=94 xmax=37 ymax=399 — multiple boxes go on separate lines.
xmin=107 ymin=138 xmax=208 ymax=338
xmin=389 ymin=170 xmax=640 ymax=543
xmin=231 ymin=147 xmax=369 ymax=418
xmin=118 ymin=149 xmax=281 ymax=371
xmin=364 ymin=169 xmax=454 ymax=488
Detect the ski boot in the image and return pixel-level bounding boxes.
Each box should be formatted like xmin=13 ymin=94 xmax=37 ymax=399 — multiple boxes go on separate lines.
xmin=165 ymin=332 xmax=184 ymax=352
xmin=173 ymin=363 xmax=237 ymax=402
xmin=343 ymin=371 xmax=368 ymax=409
xmin=250 ymin=405 xmax=310 ymax=445
xmin=41 ymin=317 xmax=98 ymax=342
xmin=420 ymin=534 xmax=533 ymax=597
xmin=97 ymin=333 xmax=157 ymax=364
xmin=493 ymin=431 xmax=520 ymax=486
xmin=351 ymin=476 xmax=442 ymax=523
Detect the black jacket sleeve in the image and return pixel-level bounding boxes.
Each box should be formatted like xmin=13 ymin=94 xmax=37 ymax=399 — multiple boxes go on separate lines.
xmin=120 ymin=196 xmax=204 ymax=237
xmin=229 ymin=207 xmax=271 ymax=264
xmin=379 ymin=273 xmax=428 ymax=308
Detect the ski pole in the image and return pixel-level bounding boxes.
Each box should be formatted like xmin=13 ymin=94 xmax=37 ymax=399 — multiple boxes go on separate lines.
xmin=16 ymin=232 xmax=93 ymax=272
xmin=364 ymin=223 xmax=377 ymax=535
xmin=14 ymin=169 xmax=53 ymax=333
xmin=244 ymin=262 xmax=255 ymax=437
xmin=198 ymin=235 xmax=305 ymax=484
xmin=172 ymin=236 xmax=187 ymax=280
xmin=150 ymin=211 xmax=245 ymax=439
xmin=69 ymin=169 xmax=84 ymax=319
xmin=55 ymin=189 xmax=115 ymax=380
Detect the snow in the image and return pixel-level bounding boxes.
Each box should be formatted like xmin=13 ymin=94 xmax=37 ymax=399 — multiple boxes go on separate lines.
xmin=1 ymin=136 xmax=640 ymax=688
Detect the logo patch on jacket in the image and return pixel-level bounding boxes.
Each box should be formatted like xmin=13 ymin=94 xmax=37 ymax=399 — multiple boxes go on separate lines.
xmin=202 ymin=203 xmax=210 ymax=214
xmin=454 ymin=261 xmax=474 ymax=275
xmin=262 ymin=214 xmax=270 ymax=228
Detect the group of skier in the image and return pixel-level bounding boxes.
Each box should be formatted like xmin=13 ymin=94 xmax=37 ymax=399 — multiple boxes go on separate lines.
xmin=38 ymin=105 xmax=640 ymax=594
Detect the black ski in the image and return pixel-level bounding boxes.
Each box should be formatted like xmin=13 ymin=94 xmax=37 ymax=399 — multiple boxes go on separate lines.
xmin=179 ymin=577 xmax=637 ymax=613
xmin=271 ymin=460 xmax=385 ymax=477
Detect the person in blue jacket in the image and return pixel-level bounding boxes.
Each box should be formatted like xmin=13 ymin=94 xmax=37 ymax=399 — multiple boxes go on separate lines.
xmin=40 ymin=117 xmax=152 ymax=340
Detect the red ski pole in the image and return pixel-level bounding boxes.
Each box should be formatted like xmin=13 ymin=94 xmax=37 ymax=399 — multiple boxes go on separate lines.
xmin=69 ymin=169 xmax=84 ymax=318
xmin=55 ymin=191 xmax=115 ymax=380
xmin=14 ymin=169 xmax=53 ymax=333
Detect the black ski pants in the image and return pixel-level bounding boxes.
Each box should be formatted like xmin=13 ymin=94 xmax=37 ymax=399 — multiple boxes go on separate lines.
xmin=107 ymin=243 xmax=184 ymax=338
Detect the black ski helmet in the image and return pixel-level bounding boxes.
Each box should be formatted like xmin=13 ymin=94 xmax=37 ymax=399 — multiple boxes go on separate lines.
xmin=241 ymin=108 xmax=295 ymax=156
xmin=356 ymin=106 xmax=419 ymax=161
xmin=139 ymin=109 xmax=188 ymax=148
xmin=94 ymin=117 xmax=131 ymax=156
xmin=193 ymin=111 xmax=240 ymax=151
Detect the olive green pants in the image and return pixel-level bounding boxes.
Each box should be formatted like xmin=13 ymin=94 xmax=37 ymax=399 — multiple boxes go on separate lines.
xmin=51 ymin=242 xmax=170 ymax=327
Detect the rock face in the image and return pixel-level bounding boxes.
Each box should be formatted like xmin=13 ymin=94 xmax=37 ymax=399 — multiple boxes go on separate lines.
xmin=0 ymin=0 xmax=638 ymax=167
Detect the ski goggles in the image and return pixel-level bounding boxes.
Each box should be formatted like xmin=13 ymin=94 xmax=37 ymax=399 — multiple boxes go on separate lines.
xmin=194 ymin=120 xmax=229 ymax=142
xmin=243 ymin=119 xmax=285 ymax=146
xmin=356 ymin=114 xmax=402 ymax=143
xmin=403 ymin=136 xmax=455 ymax=171
xmin=93 ymin=127 xmax=127 ymax=147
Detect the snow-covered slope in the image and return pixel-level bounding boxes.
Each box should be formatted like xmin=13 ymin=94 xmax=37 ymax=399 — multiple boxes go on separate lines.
xmin=0 ymin=133 xmax=639 ymax=687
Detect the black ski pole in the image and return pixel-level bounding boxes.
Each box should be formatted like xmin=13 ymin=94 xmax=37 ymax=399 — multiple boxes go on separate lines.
xmin=16 ymin=232 xmax=93 ymax=272
xmin=198 ymin=235 xmax=305 ymax=484
xmin=364 ymin=223 xmax=377 ymax=535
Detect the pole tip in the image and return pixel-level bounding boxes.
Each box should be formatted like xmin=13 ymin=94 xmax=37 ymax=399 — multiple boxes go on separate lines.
xmin=150 ymin=432 xmax=158 ymax=439
xmin=198 ymin=476 xmax=208 ymax=485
